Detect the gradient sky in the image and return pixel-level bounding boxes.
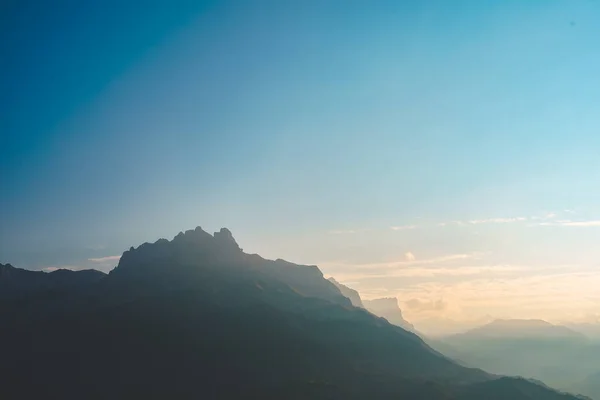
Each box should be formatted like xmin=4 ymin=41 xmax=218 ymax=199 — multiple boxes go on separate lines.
xmin=2 ymin=0 xmax=600 ymax=334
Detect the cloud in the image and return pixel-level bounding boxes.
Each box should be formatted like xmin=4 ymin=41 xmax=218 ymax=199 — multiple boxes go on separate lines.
xmin=388 ymin=267 xmax=600 ymax=332
xmin=88 ymin=255 xmax=121 ymax=262
xmin=559 ymin=220 xmax=600 ymax=227
xmin=319 ymin=253 xmax=484 ymax=278
xmin=468 ymin=217 xmax=527 ymax=224
xmin=328 ymin=264 xmax=529 ymax=281
xmin=353 ymin=253 xmax=481 ymax=271
xmin=390 ymin=225 xmax=416 ymax=231
xmin=405 ymin=298 xmax=447 ymax=312
xmin=536 ymin=220 xmax=600 ymax=227
xmin=438 ymin=217 xmax=530 ymax=226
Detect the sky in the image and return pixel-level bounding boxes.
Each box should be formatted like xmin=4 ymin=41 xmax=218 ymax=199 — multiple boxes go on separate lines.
xmin=2 ymin=0 xmax=600 ymax=335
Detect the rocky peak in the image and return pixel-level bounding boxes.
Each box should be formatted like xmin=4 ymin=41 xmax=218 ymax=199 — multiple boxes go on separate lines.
xmin=173 ymin=226 xmax=214 ymax=244
xmin=213 ymin=227 xmax=241 ymax=251
xmin=0 ymin=263 xmax=15 ymax=278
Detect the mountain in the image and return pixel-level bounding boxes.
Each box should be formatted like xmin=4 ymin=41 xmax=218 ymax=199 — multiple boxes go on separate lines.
xmin=567 ymin=323 xmax=600 ymax=339
xmin=328 ymin=277 xmax=364 ymax=308
xmin=0 ymin=262 xmax=106 ymax=299
xmin=363 ymin=297 xmax=416 ymax=332
xmin=572 ymin=372 xmax=600 ymax=400
xmin=0 ymin=227 xmax=584 ymax=400
xmin=435 ymin=319 xmax=599 ymax=395
xmin=453 ymin=319 xmax=586 ymax=340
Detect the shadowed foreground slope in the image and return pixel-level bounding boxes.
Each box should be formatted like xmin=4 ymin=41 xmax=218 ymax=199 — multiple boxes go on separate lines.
xmin=0 ymin=228 xmax=585 ymax=400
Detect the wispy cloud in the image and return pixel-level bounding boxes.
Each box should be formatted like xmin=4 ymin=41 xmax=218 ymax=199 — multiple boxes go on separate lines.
xmin=468 ymin=217 xmax=527 ymax=224
xmin=446 ymin=212 xmax=563 ymax=226
xmin=329 ymin=264 xmax=528 ymax=281
xmin=321 ymin=252 xmax=482 ymax=273
xmin=88 ymin=255 xmax=121 ymax=262
xmin=405 ymin=298 xmax=447 ymax=312
xmin=390 ymin=225 xmax=416 ymax=231
xmin=538 ymin=220 xmax=600 ymax=227
xmin=530 ymin=212 xmax=558 ymax=221
xmin=562 ymin=220 xmax=600 ymax=227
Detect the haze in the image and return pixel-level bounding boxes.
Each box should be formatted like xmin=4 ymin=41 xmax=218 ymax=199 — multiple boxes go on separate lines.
xmin=2 ymin=1 xmax=600 ymax=336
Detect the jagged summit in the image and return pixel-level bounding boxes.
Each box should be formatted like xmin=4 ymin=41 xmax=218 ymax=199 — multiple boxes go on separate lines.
xmin=109 ymin=226 xmax=351 ymax=307
xmin=213 ymin=227 xmax=241 ymax=250
xmin=126 ymin=226 xmax=239 ymax=253
xmin=171 ymin=226 xmax=215 ymax=244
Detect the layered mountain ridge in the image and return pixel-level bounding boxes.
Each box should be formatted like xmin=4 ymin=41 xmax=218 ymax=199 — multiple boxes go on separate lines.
xmin=0 ymin=227 xmax=586 ymax=399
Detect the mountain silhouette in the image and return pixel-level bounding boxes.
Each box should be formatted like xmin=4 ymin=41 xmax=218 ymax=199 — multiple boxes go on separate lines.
xmin=451 ymin=319 xmax=586 ymax=339
xmin=0 ymin=228 xmax=586 ymax=399
xmin=573 ymin=372 xmax=600 ymax=400
xmin=364 ymin=297 xmax=416 ymax=333
xmin=434 ymin=319 xmax=598 ymax=396
xmin=328 ymin=277 xmax=364 ymax=308
xmin=0 ymin=262 xmax=106 ymax=299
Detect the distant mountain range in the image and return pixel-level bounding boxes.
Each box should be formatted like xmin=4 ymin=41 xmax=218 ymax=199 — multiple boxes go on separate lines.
xmin=433 ymin=318 xmax=600 ymax=399
xmin=0 ymin=227 xmax=586 ymax=399
xmin=450 ymin=319 xmax=586 ymax=340
xmin=573 ymin=372 xmax=600 ymax=400
xmin=0 ymin=263 xmax=105 ymax=298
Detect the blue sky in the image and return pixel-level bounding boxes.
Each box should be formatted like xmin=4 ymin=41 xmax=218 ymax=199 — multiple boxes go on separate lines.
xmin=2 ymin=1 xmax=600 ymax=332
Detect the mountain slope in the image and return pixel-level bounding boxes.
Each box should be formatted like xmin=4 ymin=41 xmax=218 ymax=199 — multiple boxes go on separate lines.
xmin=0 ymin=228 xmax=585 ymax=400
xmin=452 ymin=319 xmax=585 ymax=340
xmin=328 ymin=277 xmax=364 ymax=308
xmin=436 ymin=319 xmax=598 ymax=393
xmin=364 ymin=297 xmax=416 ymax=332
xmin=572 ymin=372 xmax=600 ymax=400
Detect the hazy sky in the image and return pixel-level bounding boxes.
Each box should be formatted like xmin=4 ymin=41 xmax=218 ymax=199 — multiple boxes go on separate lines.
xmin=2 ymin=1 xmax=600 ymax=333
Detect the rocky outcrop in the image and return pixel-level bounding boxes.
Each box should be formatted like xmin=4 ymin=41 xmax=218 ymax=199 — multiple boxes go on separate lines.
xmin=328 ymin=277 xmax=364 ymax=308
xmin=364 ymin=297 xmax=416 ymax=332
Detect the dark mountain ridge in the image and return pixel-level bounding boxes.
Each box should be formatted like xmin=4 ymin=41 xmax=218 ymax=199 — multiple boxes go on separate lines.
xmin=0 ymin=262 xmax=105 ymax=299
xmin=0 ymin=227 xmax=585 ymax=399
